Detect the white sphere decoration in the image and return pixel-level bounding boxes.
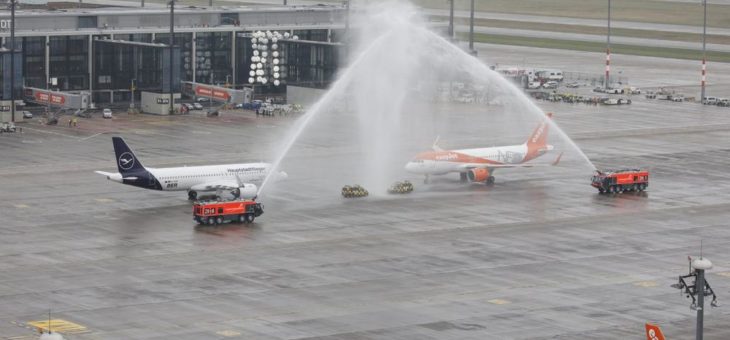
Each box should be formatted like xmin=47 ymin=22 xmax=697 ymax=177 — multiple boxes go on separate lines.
xmin=250 ymin=63 xmax=256 ymax=70
xmin=274 ymin=79 xmax=280 ymax=86
xmin=248 ymin=77 xmax=255 ymax=83
xmin=271 ymin=44 xmax=278 ymax=50
xmin=262 ymin=51 xmax=268 ymax=58
xmin=272 ymin=51 xmax=279 ymax=58
xmin=292 ymin=35 xmax=299 ymax=40
xmin=284 ymin=32 xmax=290 ymax=38
xmin=251 ymin=43 xmax=258 ymax=49
xmin=256 ymin=69 xmax=264 ymax=76
xmin=272 ymin=37 xmax=278 ymax=43
xmin=249 ymin=70 xmax=256 ymax=77
xmin=257 ymin=62 xmax=263 ymax=69
xmin=253 ymin=50 xmax=259 ymax=56
xmin=273 ymin=73 xmax=280 ymax=79
xmin=273 ymin=65 xmax=280 ymax=72
xmin=273 ymin=58 xmax=279 ymax=65
xmin=261 ymin=57 xmax=267 ymax=64
xmin=266 ymin=31 xmax=272 ymax=38
xmin=251 ymin=38 xmax=257 ymax=43
xmin=261 ymin=78 xmax=268 ymax=84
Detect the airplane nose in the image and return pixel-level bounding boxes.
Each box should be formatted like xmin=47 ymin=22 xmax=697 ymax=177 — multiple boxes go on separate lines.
xmin=405 ymin=162 xmax=417 ymax=173
xmin=278 ymin=171 xmax=288 ymax=180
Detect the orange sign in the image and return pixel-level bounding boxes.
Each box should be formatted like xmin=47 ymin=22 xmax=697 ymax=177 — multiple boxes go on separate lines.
xmin=35 ymin=91 xmax=66 ymax=105
xmin=195 ymin=85 xmax=230 ymax=100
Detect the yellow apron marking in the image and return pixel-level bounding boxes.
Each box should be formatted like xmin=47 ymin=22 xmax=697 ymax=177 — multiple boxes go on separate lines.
xmin=27 ymin=319 xmax=87 ymax=334
xmin=216 ymin=330 xmax=242 ymax=337
xmin=488 ymin=299 xmax=511 ymax=305
xmin=634 ymin=281 xmax=658 ymax=287
xmin=94 ymin=198 xmax=114 ymax=203
xmin=715 ymin=271 xmax=730 ymax=277
xmin=13 ymin=204 xmax=29 ymax=208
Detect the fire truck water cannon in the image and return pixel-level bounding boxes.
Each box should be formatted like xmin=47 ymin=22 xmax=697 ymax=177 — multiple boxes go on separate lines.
xmin=591 ymin=169 xmax=649 ymax=194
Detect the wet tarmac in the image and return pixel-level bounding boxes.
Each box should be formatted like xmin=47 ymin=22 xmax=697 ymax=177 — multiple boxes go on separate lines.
xmin=1 ymin=56 xmax=730 ymax=339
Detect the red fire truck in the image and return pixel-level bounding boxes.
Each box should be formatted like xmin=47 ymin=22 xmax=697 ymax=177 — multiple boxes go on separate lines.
xmin=591 ymin=169 xmax=649 ymax=194
xmin=193 ymin=199 xmax=263 ymax=225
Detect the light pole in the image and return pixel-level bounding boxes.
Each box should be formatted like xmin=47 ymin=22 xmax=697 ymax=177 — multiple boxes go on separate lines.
xmin=605 ymin=0 xmax=611 ymax=89
xmin=701 ymin=0 xmax=707 ymax=102
xmin=9 ymin=0 xmax=16 ymax=122
xmin=469 ymin=0 xmax=475 ymax=54
xmin=169 ymin=0 xmax=175 ymax=115
xmin=671 ymin=254 xmax=720 ymax=340
xmin=448 ymin=0 xmax=454 ymax=40
xmin=130 ymin=79 xmax=136 ymax=111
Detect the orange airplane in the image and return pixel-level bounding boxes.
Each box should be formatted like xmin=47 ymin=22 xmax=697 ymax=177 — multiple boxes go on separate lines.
xmin=645 ymin=323 xmax=666 ymax=340
xmin=405 ymin=112 xmax=561 ymax=184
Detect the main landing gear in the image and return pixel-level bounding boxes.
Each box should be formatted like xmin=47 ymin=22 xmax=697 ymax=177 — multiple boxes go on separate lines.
xmin=188 ymin=190 xmax=198 ymax=200
xmin=486 ymin=176 xmax=495 ymax=185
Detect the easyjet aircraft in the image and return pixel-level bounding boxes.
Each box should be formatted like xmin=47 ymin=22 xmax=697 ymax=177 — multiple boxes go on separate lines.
xmin=95 ymin=137 xmax=287 ymax=200
xmin=645 ymin=323 xmax=666 ymax=340
xmin=405 ymin=112 xmax=561 ymax=184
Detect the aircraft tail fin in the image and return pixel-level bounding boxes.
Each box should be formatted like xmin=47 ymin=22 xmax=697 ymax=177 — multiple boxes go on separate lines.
xmin=523 ymin=112 xmax=553 ymax=162
xmin=645 ymin=323 xmax=666 ymax=340
xmin=112 ymin=137 xmax=146 ymax=174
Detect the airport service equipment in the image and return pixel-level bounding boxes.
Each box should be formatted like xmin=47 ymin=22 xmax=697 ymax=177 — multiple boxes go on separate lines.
xmin=388 ymin=181 xmax=414 ymax=194
xmin=342 ymin=185 xmax=369 ymax=198
xmin=591 ymin=169 xmax=649 ymax=194
xmin=193 ymin=199 xmax=263 ymax=225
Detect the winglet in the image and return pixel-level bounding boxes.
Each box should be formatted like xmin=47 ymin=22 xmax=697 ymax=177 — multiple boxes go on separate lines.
xmin=432 ymin=135 xmax=443 ymax=152
xmin=645 ymin=323 xmax=666 ymax=340
xmin=552 ymin=152 xmax=563 ymax=166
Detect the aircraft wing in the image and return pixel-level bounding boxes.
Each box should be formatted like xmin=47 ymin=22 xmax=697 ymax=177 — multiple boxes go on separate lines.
xmin=190 ymin=180 xmax=241 ymax=191
xmin=459 ymin=152 xmax=563 ymax=170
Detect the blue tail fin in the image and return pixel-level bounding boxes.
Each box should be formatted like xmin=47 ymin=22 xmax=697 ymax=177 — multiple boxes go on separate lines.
xmin=112 ymin=137 xmax=146 ymax=174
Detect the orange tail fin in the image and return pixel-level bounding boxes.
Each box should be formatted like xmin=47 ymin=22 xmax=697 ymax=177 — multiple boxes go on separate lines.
xmin=524 ymin=112 xmax=553 ymax=161
xmin=645 ymin=323 xmax=666 ymax=340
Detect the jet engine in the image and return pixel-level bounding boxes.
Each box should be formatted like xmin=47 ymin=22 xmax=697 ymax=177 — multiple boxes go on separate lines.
xmin=233 ymin=183 xmax=258 ymax=199
xmin=467 ymin=168 xmax=490 ymax=182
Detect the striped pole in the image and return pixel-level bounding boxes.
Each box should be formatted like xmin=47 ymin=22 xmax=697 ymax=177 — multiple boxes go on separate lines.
xmin=605 ymin=0 xmax=611 ymax=89
xmin=605 ymin=48 xmax=611 ymax=88
xmin=701 ymin=0 xmax=707 ymax=102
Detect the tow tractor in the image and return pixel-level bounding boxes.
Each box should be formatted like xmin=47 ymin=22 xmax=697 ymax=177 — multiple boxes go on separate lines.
xmin=591 ymin=169 xmax=649 ymax=194
xmin=193 ymin=199 xmax=263 ymax=225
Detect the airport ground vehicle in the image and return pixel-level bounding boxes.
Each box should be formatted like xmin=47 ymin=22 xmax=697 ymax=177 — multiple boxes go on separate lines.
xmin=193 ymin=102 xmax=204 ymax=110
xmin=342 ymin=185 xmax=368 ymax=198
xmin=0 ymin=122 xmax=16 ymax=133
xmin=702 ymin=96 xmax=718 ymax=105
xmin=102 ymin=108 xmax=112 ymax=118
xmin=388 ymin=181 xmax=413 ymax=194
xmin=193 ymin=199 xmax=263 ymax=224
xmin=591 ymin=169 xmax=649 ymax=194
xmin=21 ymin=111 xmax=33 ymax=119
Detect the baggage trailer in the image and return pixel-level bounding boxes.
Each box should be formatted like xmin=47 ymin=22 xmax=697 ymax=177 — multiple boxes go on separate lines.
xmin=193 ymin=199 xmax=263 ymax=225
xmin=591 ymin=169 xmax=649 ymax=194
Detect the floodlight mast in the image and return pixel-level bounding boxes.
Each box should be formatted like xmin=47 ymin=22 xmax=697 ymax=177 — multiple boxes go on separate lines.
xmin=671 ymin=253 xmax=719 ymax=340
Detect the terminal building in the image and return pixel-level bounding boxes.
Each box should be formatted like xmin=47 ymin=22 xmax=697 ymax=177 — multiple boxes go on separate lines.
xmin=0 ymin=3 xmax=345 ymax=118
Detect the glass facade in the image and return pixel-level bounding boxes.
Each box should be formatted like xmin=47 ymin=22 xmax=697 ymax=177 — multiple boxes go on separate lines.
xmin=22 ymin=37 xmax=45 ymax=89
xmin=194 ymin=32 xmax=232 ymax=85
xmin=49 ymin=35 xmax=88 ymax=91
xmin=155 ymin=33 xmax=192 ymax=82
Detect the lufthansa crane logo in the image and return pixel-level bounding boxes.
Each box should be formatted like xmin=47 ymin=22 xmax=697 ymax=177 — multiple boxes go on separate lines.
xmin=118 ymin=152 xmax=135 ymax=170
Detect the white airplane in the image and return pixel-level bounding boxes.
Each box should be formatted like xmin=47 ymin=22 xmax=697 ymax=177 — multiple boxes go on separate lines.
xmin=95 ymin=137 xmax=287 ymax=200
xmin=405 ymin=112 xmax=561 ymax=184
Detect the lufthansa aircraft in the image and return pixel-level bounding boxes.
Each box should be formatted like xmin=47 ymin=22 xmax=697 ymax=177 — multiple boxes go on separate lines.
xmin=95 ymin=137 xmax=287 ymax=199
xmin=405 ymin=112 xmax=561 ymax=184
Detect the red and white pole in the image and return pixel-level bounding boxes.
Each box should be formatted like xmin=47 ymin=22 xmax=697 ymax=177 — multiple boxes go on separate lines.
xmin=605 ymin=48 xmax=611 ymax=88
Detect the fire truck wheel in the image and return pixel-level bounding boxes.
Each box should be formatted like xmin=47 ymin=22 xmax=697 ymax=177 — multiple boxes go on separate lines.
xmin=598 ymin=188 xmax=605 ymax=194
xmin=246 ymin=214 xmax=255 ymax=223
xmin=216 ymin=216 xmax=223 ymax=224
xmin=207 ymin=217 xmax=214 ymax=225
xmin=618 ymin=185 xmax=624 ymax=193
xmin=640 ymin=183 xmax=647 ymax=191
xmin=188 ymin=191 xmax=198 ymax=200
xmin=608 ymin=186 xmax=614 ymax=194
xmin=238 ymin=215 xmax=246 ymax=223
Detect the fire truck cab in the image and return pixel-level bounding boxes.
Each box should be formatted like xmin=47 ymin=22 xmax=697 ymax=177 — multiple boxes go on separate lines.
xmin=193 ymin=199 xmax=263 ymax=225
xmin=591 ymin=169 xmax=649 ymax=194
